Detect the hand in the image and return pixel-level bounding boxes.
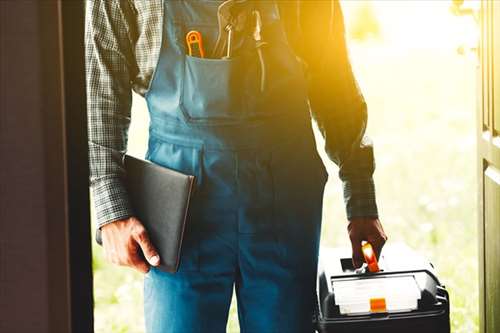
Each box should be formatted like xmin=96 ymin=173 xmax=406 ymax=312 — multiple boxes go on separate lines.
xmin=101 ymin=216 xmax=160 ymax=274
xmin=348 ymin=217 xmax=387 ymax=268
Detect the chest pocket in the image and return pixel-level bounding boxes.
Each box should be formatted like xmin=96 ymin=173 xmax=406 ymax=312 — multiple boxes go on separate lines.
xmin=180 ymin=49 xmax=261 ymax=123
xmin=172 ymin=2 xmax=305 ymax=124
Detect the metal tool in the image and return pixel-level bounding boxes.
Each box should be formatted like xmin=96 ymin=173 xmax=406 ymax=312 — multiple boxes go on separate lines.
xmin=253 ymin=10 xmax=267 ymax=92
xmin=252 ymin=9 xmax=262 ymax=43
xmin=225 ymin=24 xmax=233 ymax=58
xmin=186 ymin=30 xmax=205 ymax=58
xmin=212 ymin=0 xmax=250 ymax=59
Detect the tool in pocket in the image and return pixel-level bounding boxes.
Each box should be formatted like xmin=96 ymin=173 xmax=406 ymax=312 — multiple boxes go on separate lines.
xmin=184 ymin=1 xmax=268 ymax=95
xmin=252 ymin=9 xmax=267 ymax=92
xmin=186 ymin=30 xmax=206 ymax=58
xmin=213 ymin=1 xmax=268 ymax=91
xmin=212 ymin=0 xmax=251 ymax=59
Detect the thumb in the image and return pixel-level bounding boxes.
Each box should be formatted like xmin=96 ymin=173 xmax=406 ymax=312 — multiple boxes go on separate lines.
xmin=132 ymin=226 xmax=160 ymax=266
xmin=350 ymin=237 xmax=364 ymax=269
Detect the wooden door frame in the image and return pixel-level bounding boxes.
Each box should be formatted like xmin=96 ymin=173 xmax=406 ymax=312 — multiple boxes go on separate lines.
xmin=62 ymin=1 xmax=94 ymax=331
xmin=478 ymin=1 xmax=500 ymax=333
xmin=0 ymin=1 xmax=93 ymax=332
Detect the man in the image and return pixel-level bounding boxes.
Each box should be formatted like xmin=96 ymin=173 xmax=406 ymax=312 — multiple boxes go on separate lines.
xmin=86 ymin=1 xmax=387 ymax=332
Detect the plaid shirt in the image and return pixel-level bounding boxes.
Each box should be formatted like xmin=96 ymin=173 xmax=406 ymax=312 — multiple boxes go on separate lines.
xmin=86 ymin=0 xmax=379 ymax=228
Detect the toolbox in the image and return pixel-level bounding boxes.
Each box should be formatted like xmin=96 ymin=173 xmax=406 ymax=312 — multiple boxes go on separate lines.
xmin=315 ymin=244 xmax=450 ymax=333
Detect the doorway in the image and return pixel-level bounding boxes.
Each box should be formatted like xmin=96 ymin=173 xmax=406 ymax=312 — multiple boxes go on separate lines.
xmin=90 ymin=1 xmax=480 ymax=332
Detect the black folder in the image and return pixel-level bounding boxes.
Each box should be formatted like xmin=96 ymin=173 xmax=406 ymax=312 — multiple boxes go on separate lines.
xmin=96 ymin=154 xmax=195 ymax=273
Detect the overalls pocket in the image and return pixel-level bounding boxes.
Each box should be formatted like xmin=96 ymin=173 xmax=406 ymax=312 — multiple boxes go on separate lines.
xmin=174 ymin=6 xmax=276 ymax=124
xmin=180 ymin=54 xmax=257 ymax=122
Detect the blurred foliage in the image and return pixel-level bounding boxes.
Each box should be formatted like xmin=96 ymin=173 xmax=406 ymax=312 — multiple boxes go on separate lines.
xmin=92 ymin=230 xmax=145 ymax=333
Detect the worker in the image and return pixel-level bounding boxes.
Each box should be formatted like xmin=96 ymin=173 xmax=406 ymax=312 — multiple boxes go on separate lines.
xmin=86 ymin=1 xmax=388 ymax=332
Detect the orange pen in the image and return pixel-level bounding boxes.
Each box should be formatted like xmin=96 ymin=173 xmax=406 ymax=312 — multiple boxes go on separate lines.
xmin=186 ymin=30 xmax=205 ymax=58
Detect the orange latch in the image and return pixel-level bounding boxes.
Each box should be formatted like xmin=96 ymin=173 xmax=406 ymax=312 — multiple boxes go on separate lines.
xmin=370 ymin=297 xmax=387 ymax=313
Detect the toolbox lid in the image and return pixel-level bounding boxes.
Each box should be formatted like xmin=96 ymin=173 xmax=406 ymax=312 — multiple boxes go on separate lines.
xmin=317 ymin=244 xmax=448 ymax=322
xmin=332 ymin=275 xmax=421 ymax=315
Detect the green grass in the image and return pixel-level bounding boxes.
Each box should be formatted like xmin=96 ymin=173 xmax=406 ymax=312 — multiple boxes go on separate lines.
xmin=93 ymin=21 xmax=479 ymax=333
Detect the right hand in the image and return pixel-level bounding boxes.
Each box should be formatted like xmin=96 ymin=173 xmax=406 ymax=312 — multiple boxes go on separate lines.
xmin=101 ymin=216 xmax=160 ymax=274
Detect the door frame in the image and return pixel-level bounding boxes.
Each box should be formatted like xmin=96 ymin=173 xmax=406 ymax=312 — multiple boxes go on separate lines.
xmin=478 ymin=1 xmax=500 ymax=333
xmin=0 ymin=1 xmax=93 ymax=332
xmin=62 ymin=1 xmax=94 ymax=331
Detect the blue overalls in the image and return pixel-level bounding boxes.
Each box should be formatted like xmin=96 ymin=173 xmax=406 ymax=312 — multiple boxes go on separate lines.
xmin=143 ymin=1 xmax=328 ymax=332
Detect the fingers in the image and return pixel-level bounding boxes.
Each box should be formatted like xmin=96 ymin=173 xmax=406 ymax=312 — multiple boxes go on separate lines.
xmin=100 ymin=217 xmax=159 ymax=274
xmin=348 ymin=218 xmax=388 ymax=268
xmin=368 ymin=220 xmax=388 ymax=259
xmin=129 ymin=251 xmax=150 ymax=274
xmin=368 ymin=234 xmax=386 ymax=260
xmin=106 ymin=243 xmax=150 ymax=274
xmin=350 ymin=237 xmax=365 ymax=268
xmin=131 ymin=224 xmax=160 ymax=267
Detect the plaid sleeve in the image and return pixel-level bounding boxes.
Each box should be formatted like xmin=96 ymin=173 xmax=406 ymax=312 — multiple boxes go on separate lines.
xmin=286 ymin=0 xmax=379 ymax=219
xmin=85 ymin=0 xmax=138 ymax=228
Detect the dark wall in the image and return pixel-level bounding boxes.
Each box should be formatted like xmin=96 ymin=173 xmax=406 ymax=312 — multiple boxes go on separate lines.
xmin=0 ymin=1 xmax=92 ymax=332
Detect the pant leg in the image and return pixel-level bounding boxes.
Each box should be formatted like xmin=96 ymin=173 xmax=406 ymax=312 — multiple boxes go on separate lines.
xmin=235 ymin=233 xmax=318 ymax=333
xmin=144 ymin=268 xmax=234 ymax=333
xmin=235 ymin=131 xmax=327 ymax=333
xmin=143 ymin=211 xmax=238 ymax=333
xmin=144 ymin=140 xmax=240 ymax=333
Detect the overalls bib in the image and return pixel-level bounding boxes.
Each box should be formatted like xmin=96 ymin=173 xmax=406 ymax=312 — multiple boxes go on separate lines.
xmin=143 ymin=1 xmax=328 ymax=332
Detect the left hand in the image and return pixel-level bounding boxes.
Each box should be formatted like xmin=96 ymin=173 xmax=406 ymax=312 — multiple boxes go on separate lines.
xmin=348 ymin=218 xmax=388 ymax=268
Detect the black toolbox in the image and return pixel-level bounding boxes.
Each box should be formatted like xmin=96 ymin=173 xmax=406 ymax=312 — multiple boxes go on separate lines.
xmin=315 ymin=244 xmax=450 ymax=333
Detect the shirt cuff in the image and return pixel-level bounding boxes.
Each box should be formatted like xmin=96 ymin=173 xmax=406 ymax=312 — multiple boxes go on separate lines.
xmin=342 ymin=177 xmax=379 ymax=220
xmin=90 ymin=177 xmax=134 ymax=229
